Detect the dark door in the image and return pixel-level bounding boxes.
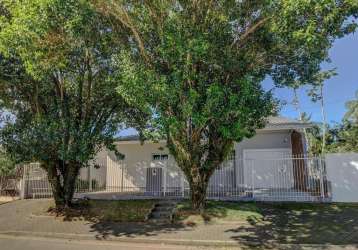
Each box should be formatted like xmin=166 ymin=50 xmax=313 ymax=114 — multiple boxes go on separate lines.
xmin=146 ymin=168 xmax=163 ymax=196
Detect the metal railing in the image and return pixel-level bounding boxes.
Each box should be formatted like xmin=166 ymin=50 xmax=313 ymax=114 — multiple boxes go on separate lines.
xmin=0 ymin=167 xmax=23 ymax=198
xmin=20 ymin=156 xmax=331 ymax=202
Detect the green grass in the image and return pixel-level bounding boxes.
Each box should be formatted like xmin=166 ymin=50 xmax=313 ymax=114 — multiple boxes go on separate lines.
xmin=48 ymin=200 xmax=156 ymax=223
xmin=86 ymin=200 xmax=156 ymax=222
xmin=175 ymin=201 xmax=358 ymax=244
xmin=257 ymin=202 xmax=358 ymax=244
xmin=175 ymin=200 xmax=263 ymax=224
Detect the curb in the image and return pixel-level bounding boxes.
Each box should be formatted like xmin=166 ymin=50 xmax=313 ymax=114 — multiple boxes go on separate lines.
xmin=1 ymin=231 xmax=358 ymax=249
xmin=0 ymin=230 xmax=245 ymax=247
xmin=0 ymin=199 xmax=19 ymax=206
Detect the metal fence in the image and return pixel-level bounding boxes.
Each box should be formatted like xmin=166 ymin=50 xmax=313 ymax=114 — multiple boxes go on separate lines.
xmin=0 ymin=167 xmax=23 ymax=198
xmin=20 ymin=156 xmax=331 ymax=202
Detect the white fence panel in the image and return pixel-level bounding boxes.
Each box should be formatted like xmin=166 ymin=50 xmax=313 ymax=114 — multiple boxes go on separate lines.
xmin=246 ymin=157 xmax=329 ymax=202
xmin=21 ymin=155 xmax=332 ymax=202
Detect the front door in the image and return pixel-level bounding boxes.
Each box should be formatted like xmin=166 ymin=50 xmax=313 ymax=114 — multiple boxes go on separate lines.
xmin=146 ymin=168 xmax=163 ymax=196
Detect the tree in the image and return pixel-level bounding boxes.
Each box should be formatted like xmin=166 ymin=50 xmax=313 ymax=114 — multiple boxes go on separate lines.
xmin=96 ymin=1 xmax=358 ymax=211
xmin=289 ymin=82 xmax=311 ymax=152
xmin=344 ymin=90 xmax=358 ymax=124
xmin=307 ymin=69 xmax=337 ymax=155
xmin=304 ymin=122 xmax=338 ymax=155
xmin=334 ymin=91 xmax=358 ymax=152
xmin=303 ymin=90 xmax=358 ymax=154
xmin=0 ymin=0 xmax=146 ymax=208
xmin=289 ymin=69 xmax=337 ymax=155
xmin=0 ymin=147 xmax=15 ymax=176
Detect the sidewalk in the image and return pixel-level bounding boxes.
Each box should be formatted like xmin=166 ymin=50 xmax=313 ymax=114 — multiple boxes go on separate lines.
xmin=0 ymin=200 xmax=248 ymax=246
xmin=1 ymin=200 xmax=357 ymax=250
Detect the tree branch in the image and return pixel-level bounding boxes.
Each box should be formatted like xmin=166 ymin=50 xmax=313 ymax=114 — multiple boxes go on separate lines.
xmin=231 ymin=17 xmax=269 ymax=48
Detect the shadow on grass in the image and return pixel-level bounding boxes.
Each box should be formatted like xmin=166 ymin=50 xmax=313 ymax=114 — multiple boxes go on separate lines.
xmin=48 ymin=199 xmax=190 ymax=239
xmin=224 ymin=202 xmax=358 ymax=248
xmin=174 ymin=200 xmax=262 ymax=225
xmin=46 ymin=199 xmax=358 ymax=247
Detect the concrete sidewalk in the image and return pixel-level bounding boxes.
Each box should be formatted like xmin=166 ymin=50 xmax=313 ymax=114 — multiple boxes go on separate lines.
xmin=0 ymin=200 xmax=250 ymax=247
xmin=1 ymin=200 xmax=358 ymax=250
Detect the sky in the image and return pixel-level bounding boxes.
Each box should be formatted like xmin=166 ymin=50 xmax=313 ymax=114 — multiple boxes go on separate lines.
xmin=120 ymin=32 xmax=358 ymax=136
xmin=263 ymin=32 xmax=358 ymax=125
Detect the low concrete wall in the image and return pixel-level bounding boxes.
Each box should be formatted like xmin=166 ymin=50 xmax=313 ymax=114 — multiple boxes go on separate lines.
xmin=326 ymin=153 xmax=358 ymax=202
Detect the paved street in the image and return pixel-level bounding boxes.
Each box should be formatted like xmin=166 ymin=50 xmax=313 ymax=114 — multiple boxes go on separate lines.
xmin=0 ymin=200 xmax=243 ymax=245
xmin=0 ymin=235 xmax=214 ymax=250
xmin=2 ymin=235 xmax=358 ymax=250
xmin=1 ymin=200 xmax=358 ymax=250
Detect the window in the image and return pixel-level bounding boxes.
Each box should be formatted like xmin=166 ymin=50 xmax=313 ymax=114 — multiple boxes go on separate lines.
xmin=152 ymin=154 xmax=169 ymax=161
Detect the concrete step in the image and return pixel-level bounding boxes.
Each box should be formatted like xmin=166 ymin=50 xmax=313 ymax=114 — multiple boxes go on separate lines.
xmin=153 ymin=206 xmax=174 ymax=212
xmin=150 ymin=211 xmax=172 ymax=219
xmin=147 ymin=218 xmax=172 ymax=224
xmin=155 ymin=202 xmax=176 ymax=207
xmin=147 ymin=200 xmax=177 ymax=223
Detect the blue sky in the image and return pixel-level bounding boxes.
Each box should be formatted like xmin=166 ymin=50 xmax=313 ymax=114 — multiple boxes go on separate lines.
xmin=263 ymin=32 xmax=358 ymax=124
xmin=120 ymin=32 xmax=358 ymax=136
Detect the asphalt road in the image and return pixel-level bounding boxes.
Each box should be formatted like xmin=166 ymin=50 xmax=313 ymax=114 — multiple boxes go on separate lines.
xmin=0 ymin=235 xmax=224 ymax=250
xmin=1 ymin=235 xmax=358 ymax=250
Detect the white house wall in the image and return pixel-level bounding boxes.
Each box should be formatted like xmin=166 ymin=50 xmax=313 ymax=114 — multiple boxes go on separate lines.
xmin=234 ymin=130 xmax=292 ymax=187
xmin=105 ymin=142 xmax=171 ymax=191
xmin=78 ymin=149 xmax=108 ymax=188
xmin=95 ymin=130 xmax=293 ymax=191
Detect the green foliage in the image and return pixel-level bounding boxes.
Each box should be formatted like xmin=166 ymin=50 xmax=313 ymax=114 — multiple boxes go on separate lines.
xmin=333 ymin=92 xmax=358 ymax=152
xmin=0 ymin=148 xmax=15 ymax=176
xmin=304 ymin=92 xmax=358 ymax=154
xmin=98 ymin=1 xmax=358 ymax=209
xmin=344 ymin=91 xmax=358 ymax=124
xmin=307 ymin=70 xmax=337 ymax=103
xmin=0 ymin=0 xmax=147 ymax=206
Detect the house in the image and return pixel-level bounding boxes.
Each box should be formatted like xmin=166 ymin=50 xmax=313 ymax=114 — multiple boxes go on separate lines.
xmin=73 ymin=116 xmax=331 ymax=202
xmin=19 ymin=116 xmax=331 ymax=201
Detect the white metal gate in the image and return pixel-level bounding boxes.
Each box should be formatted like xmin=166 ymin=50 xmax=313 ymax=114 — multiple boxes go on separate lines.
xmin=245 ymin=156 xmax=330 ymax=202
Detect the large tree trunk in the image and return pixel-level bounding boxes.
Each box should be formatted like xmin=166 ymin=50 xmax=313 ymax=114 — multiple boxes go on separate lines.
xmin=181 ymin=162 xmax=216 ymax=212
xmin=189 ymin=173 xmax=210 ymax=212
xmin=48 ymin=165 xmax=65 ymax=207
xmin=63 ymin=163 xmax=80 ymax=208
xmin=47 ymin=161 xmax=80 ymax=209
xmin=167 ymin=129 xmax=233 ymax=213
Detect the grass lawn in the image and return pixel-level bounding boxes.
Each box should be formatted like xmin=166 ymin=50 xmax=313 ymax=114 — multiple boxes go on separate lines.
xmin=175 ymin=201 xmax=358 ymax=244
xmin=48 ymin=200 xmax=156 ymax=223
xmin=175 ymin=200 xmax=263 ymax=224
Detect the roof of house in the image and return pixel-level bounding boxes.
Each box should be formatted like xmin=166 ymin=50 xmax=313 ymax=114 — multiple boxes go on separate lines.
xmin=116 ymin=116 xmax=311 ymax=142
xmin=116 ymin=134 xmax=142 ymax=142
xmin=261 ymin=116 xmax=312 ymax=130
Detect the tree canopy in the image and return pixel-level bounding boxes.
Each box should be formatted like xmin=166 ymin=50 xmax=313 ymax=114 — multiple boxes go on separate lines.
xmin=334 ymin=91 xmax=358 ymax=152
xmin=0 ymin=0 xmax=146 ymax=207
xmin=0 ymin=147 xmax=15 ymax=176
xmin=95 ymin=0 xmax=358 ymax=210
xmin=303 ymin=91 xmax=358 ymax=155
xmin=0 ymin=0 xmax=357 ymax=210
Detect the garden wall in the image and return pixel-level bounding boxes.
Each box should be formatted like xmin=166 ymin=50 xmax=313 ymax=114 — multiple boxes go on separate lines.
xmin=326 ymin=153 xmax=358 ymax=202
